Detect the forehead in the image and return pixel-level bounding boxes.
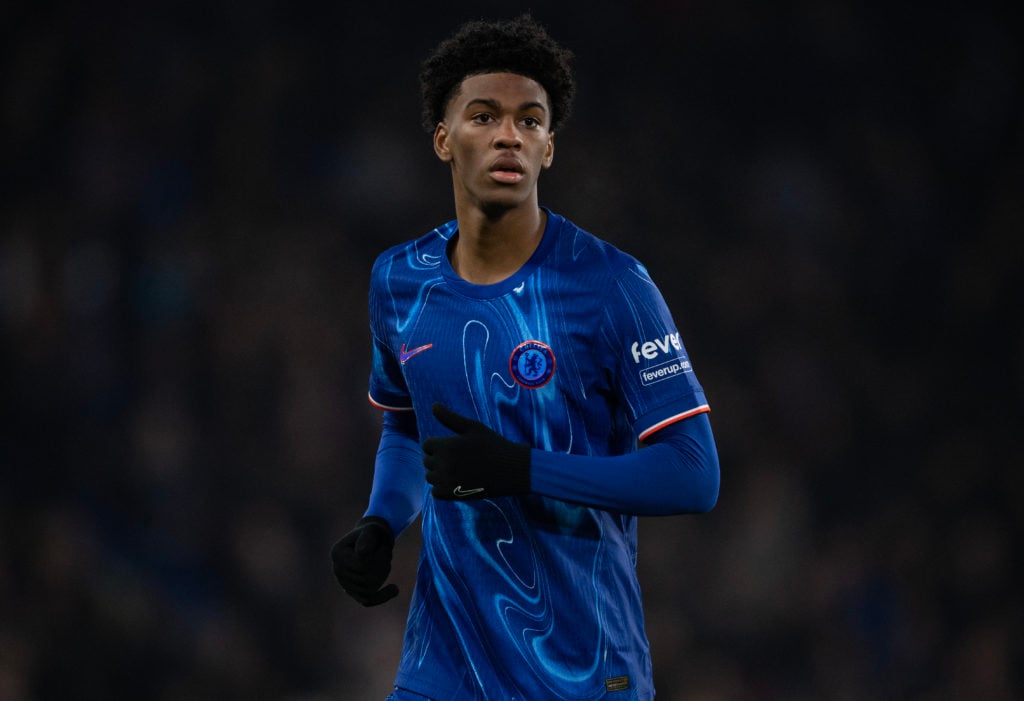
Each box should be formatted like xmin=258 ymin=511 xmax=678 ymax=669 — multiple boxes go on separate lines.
xmin=449 ymin=72 xmax=550 ymax=111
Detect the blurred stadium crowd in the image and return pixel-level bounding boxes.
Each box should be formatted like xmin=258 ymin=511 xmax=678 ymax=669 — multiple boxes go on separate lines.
xmin=1 ymin=1 xmax=1020 ymax=699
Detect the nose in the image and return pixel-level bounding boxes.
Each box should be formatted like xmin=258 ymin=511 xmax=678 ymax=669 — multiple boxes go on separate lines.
xmin=493 ymin=117 xmax=522 ymax=149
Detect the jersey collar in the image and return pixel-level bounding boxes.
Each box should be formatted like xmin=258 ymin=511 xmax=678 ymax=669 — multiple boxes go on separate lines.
xmin=441 ymin=207 xmax=562 ymax=299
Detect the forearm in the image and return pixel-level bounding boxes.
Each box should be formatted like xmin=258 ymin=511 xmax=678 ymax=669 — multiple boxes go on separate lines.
xmin=365 ymin=410 xmax=425 ymax=536
xmin=529 ymin=412 xmax=720 ymax=516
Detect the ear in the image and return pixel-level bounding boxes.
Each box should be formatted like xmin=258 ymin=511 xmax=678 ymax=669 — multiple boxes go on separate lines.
xmin=542 ymin=131 xmax=555 ymax=170
xmin=433 ymin=122 xmax=453 ymax=163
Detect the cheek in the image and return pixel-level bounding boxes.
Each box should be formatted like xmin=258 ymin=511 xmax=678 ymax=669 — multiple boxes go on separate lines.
xmin=446 ymin=138 xmax=476 ymax=165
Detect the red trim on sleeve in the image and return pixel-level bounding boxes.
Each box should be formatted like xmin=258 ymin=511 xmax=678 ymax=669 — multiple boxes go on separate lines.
xmin=367 ymin=392 xmax=414 ymax=412
xmin=638 ymin=405 xmax=710 ymax=442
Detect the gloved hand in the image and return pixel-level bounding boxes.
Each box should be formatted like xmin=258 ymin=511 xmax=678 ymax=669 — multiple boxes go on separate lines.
xmin=331 ymin=516 xmax=398 ymax=606
xmin=422 ymin=403 xmax=531 ymax=500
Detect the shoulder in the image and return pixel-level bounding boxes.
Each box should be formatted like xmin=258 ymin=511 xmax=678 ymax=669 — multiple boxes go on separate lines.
xmin=548 ymin=211 xmax=645 ymax=280
xmin=370 ymin=219 xmax=456 ymax=282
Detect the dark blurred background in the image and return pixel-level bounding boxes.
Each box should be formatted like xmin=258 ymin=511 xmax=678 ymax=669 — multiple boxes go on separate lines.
xmin=1 ymin=1 xmax=1021 ymax=699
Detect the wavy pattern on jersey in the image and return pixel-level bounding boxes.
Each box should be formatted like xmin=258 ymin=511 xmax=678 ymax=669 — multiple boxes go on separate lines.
xmin=498 ymin=502 xmax=606 ymax=690
xmin=389 ymin=242 xmax=445 ymax=335
xmin=460 ymin=319 xmax=507 ymax=424
xmin=375 ymin=213 xmax=685 ymax=699
xmin=442 ymin=289 xmax=610 ymax=695
xmin=424 ymin=497 xmax=609 ymax=698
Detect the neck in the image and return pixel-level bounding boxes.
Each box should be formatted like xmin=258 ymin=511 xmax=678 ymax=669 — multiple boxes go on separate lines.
xmin=450 ymin=205 xmax=546 ymax=285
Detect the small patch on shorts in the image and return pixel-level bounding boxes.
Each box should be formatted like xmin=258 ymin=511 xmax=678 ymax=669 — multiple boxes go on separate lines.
xmin=605 ymin=675 xmax=630 ymax=692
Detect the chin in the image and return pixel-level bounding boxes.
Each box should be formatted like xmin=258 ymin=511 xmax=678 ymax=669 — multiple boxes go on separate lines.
xmin=478 ymin=190 xmax=533 ymax=214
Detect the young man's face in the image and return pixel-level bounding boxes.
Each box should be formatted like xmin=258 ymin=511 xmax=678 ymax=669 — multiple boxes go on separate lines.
xmin=433 ymin=72 xmax=555 ymax=215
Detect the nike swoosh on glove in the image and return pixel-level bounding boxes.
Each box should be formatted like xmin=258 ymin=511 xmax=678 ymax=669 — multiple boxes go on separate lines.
xmin=422 ymin=403 xmax=531 ymax=500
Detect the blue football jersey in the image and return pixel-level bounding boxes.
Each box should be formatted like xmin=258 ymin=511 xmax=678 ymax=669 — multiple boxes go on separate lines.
xmin=368 ymin=210 xmax=709 ymax=700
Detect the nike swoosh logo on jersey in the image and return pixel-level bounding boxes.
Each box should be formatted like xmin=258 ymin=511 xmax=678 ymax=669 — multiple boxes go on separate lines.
xmin=399 ymin=342 xmax=434 ymax=364
xmin=453 ymin=485 xmax=485 ymax=497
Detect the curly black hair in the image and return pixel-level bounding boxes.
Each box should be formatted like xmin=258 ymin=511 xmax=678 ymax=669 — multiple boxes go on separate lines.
xmin=418 ymin=15 xmax=576 ymax=133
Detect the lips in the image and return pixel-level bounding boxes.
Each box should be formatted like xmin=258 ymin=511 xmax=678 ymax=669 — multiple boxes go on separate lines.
xmin=489 ymin=156 xmax=525 ymax=183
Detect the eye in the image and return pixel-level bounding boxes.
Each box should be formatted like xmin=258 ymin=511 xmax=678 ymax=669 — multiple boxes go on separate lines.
xmin=471 ymin=113 xmax=495 ymax=124
xmin=522 ymin=116 xmax=542 ymax=128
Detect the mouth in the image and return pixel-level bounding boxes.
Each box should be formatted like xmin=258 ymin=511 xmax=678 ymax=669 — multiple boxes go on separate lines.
xmin=489 ymin=157 xmax=525 ymax=184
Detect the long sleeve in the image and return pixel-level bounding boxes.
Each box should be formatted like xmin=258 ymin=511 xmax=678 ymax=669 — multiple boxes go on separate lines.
xmin=364 ymin=410 xmax=425 ymax=536
xmin=529 ymin=412 xmax=720 ymax=516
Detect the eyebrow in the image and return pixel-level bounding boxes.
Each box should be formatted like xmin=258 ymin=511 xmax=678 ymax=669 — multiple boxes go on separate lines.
xmin=464 ymin=98 xmax=548 ymax=114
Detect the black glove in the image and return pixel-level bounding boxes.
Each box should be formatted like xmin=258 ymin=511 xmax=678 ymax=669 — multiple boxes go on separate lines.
xmin=422 ymin=402 xmax=531 ymax=500
xmin=331 ymin=516 xmax=398 ymax=606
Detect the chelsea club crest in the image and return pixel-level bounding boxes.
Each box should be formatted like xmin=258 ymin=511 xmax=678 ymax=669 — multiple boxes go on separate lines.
xmin=509 ymin=340 xmax=556 ymax=389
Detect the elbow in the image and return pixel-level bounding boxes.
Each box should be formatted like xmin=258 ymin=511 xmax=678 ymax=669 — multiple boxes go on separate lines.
xmin=690 ymin=456 xmax=720 ymax=513
xmin=695 ymin=460 xmax=720 ymax=513
xmin=673 ymin=451 xmax=720 ymax=515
